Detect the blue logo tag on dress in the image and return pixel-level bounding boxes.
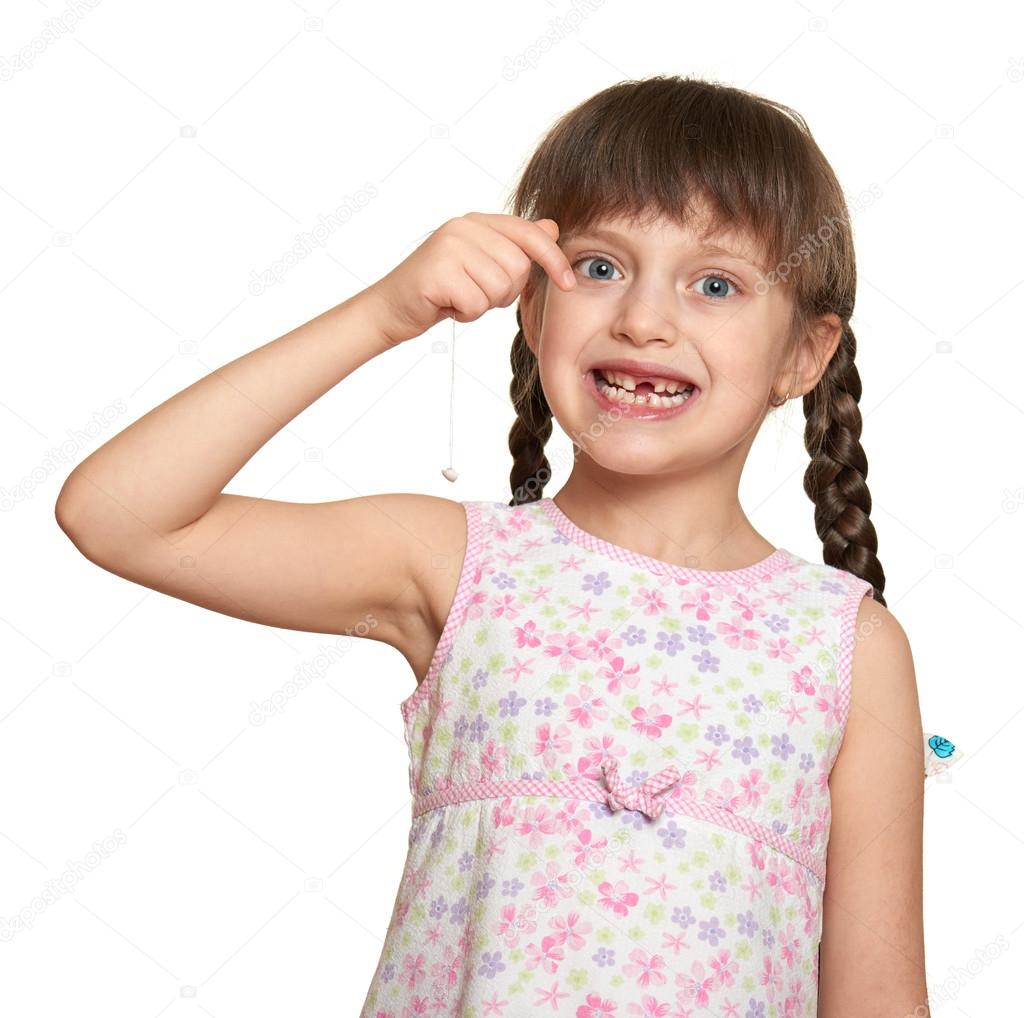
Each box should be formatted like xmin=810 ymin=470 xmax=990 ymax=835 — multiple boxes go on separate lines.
xmin=924 ymin=731 xmax=961 ymax=779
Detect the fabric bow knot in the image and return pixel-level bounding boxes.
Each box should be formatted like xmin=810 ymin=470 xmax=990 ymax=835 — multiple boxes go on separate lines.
xmin=599 ymin=757 xmax=681 ymax=819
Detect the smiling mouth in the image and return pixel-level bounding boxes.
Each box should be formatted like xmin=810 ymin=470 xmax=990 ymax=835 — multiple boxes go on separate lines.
xmin=591 ymin=368 xmax=697 ymax=407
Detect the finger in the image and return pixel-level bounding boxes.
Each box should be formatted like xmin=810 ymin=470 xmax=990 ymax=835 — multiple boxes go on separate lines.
xmin=461 ymin=252 xmax=519 ymax=310
xmin=534 ymin=218 xmax=559 ymax=242
xmin=488 ymin=214 xmax=576 ymax=292
xmin=443 ymin=272 xmax=496 ymax=323
xmin=456 ymin=220 xmax=540 ymax=297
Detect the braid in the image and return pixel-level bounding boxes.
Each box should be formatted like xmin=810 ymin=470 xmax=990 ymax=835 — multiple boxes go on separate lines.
xmin=508 ymin=305 xmax=554 ymax=507
xmin=800 ymin=319 xmax=887 ymax=606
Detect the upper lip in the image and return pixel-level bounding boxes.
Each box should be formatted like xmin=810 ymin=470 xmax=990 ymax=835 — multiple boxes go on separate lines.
xmin=587 ymin=358 xmax=699 ymax=388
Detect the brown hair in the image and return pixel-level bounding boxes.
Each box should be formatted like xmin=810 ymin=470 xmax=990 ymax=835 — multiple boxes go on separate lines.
xmin=504 ymin=74 xmax=886 ymax=605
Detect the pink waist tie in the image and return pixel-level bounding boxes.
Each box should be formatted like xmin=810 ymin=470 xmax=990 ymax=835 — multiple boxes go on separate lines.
xmin=411 ymin=757 xmax=825 ymax=883
xmin=598 ymin=757 xmax=680 ymax=819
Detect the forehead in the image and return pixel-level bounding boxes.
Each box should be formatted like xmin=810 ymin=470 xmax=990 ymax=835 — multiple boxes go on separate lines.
xmin=560 ymin=212 xmax=766 ymax=271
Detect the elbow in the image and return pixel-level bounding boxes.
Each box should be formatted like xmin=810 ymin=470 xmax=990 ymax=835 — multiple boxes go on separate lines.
xmin=55 ymin=473 xmax=174 ymax=577
xmin=54 ymin=480 xmax=80 ymax=539
xmin=54 ymin=478 xmax=84 ymax=545
xmin=54 ymin=474 xmax=121 ymax=566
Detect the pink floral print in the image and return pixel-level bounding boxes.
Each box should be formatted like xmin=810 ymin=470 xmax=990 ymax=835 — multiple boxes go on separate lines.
xmin=358 ymin=497 xmax=874 ymax=1017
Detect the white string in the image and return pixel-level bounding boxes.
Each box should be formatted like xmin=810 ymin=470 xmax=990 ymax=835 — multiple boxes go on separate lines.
xmin=441 ymin=315 xmax=458 ymax=482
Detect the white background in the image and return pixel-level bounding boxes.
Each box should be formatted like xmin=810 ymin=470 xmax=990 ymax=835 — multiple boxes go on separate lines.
xmin=2 ymin=0 xmax=1020 ymax=1014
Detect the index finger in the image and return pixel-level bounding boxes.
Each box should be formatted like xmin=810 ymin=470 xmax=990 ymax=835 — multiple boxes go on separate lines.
xmin=494 ymin=215 xmax=576 ymax=291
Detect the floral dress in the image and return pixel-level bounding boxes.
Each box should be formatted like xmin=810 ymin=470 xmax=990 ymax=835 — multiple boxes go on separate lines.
xmin=358 ymin=497 xmax=959 ymax=1017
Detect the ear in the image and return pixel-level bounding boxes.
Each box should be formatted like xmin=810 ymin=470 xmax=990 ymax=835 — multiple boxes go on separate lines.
xmin=786 ymin=311 xmax=843 ymax=397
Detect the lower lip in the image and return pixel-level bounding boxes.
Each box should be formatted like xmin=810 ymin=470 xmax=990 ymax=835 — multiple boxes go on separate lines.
xmin=584 ymin=370 xmax=701 ymax=420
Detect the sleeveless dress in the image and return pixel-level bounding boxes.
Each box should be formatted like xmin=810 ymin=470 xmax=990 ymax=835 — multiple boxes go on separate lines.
xmin=358 ymin=497 xmax=953 ymax=1017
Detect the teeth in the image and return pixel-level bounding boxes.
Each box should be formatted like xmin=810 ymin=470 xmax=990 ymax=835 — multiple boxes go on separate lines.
xmin=595 ymin=371 xmax=695 ymax=407
xmin=597 ymin=368 xmax=691 ymax=394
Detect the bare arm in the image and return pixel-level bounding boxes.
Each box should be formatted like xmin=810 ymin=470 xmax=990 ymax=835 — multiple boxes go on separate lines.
xmin=53 ymin=288 xmax=467 ymax=667
xmin=54 ymin=213 xmax=573 ymax=671
xmin=55 ymin=287 xmax=400 ymax=545
xmin=817 ymin=597 xmax=928 ymax=1017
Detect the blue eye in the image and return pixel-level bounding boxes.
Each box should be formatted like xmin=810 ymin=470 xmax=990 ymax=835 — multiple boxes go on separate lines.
xmin=694 ymin=274 xmax=740 ymax=300
xmin=574 ymin=256 xmax=623 ymax=281
xmin=571 ymin=255 xmax=742 ymax=300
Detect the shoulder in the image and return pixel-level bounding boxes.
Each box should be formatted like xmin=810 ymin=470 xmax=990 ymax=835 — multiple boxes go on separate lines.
xmin=397 ymin=493 xmax=475 ymax=570
xmin=848 ymin=595 xmax=922 ymax=737
xmin=405 ymin=497 xmax=495 ymax=633
xmin=410 ymin=495 xmax=552 ymax=619
xmin=829 ymin=592 xmax=924 ymax=851
xmin=353 ymin=492 xmax=473 ymax=566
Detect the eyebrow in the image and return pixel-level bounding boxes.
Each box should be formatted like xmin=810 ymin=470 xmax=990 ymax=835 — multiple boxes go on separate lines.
xmin=561 ymin=226 xmax=765 ymax=272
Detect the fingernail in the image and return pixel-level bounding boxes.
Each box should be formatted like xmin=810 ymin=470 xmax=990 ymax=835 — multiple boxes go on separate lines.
xmin=562 ymin=270 xmax=575 ymax=288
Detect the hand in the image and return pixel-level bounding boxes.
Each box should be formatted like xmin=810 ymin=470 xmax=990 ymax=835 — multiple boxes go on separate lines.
xmin=363 ymin=213 xmax=576 ymax=346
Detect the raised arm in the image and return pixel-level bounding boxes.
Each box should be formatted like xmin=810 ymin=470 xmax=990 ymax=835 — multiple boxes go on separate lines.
xmin=54 ymin=214 xmax=574 ymax=677
xmin=53 ymin=287 xmax=467 ymax=672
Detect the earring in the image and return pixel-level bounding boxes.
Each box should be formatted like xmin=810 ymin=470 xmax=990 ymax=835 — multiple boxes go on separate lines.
xmin=441 ymin=316 xmax=458 ymax=482
xmin=769 ymin=388 xmax=791 ymax=408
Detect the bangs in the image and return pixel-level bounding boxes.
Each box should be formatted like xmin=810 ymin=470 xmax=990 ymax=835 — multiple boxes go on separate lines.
xmin=508 ymin=75 xmax=853 ymax=311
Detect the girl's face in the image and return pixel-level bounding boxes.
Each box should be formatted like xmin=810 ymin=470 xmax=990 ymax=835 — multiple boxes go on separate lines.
xmin=521 ymin=211 xmax=831 ymax=479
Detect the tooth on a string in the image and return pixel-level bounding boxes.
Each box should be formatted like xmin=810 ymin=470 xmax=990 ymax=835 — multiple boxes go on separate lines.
xmin=442 ymin=317 xmax=458 ymax=482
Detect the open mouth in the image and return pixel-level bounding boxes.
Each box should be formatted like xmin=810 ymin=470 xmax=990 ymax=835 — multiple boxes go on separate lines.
xmin=590 ymin=367 xmax=698 ymax=409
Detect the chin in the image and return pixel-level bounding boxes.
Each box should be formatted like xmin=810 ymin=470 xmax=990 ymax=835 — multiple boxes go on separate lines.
xmin=554 ymin=425 xmax=679 ymax=476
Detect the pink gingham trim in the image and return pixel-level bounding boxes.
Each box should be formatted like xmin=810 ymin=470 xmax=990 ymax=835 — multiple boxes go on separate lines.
xmin=399 ymin=500 xmax=485 ymax=722
xmin=539 ymin=496 xmax=795 ymax=586
xmin=412 ymin=776 xmax=826 ymax=882
xmin=834 ymin=576 xmax=876 ymax=736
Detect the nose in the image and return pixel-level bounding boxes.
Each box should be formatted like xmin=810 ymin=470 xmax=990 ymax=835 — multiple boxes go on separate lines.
xmin=611 ymin=280 xmax=683 ymax=348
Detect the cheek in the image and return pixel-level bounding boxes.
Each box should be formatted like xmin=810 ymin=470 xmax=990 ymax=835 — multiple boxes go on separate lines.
xmin=706 ymin=336 xmax=776 ymax=395
xmin=717 ymin=358 xmax=772 ymax=397
xmin=534 ymin=308 xmax=594 ymax=381
xmin=535 ymin=352 xmax=581 ymax=417
xmin=694 ymin=350 xmax=775 ymax=433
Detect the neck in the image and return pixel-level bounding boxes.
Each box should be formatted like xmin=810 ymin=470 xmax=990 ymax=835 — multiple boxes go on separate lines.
xmin=550 ymin=460 xmax=775 ymax=573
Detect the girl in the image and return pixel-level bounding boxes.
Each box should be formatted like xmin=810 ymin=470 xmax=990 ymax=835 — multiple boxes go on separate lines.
xmin=56 ymin=75 xmax=953 ymax=1016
